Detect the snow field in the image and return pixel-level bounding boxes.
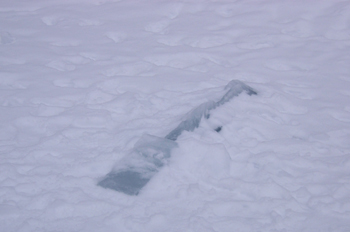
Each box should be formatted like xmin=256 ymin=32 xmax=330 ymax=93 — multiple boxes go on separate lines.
xmin=1 ymin=0 xmax=350 ymax=231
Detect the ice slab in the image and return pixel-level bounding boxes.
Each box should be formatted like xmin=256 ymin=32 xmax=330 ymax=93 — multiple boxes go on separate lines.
xmin=98 ymin=80 xmax=257 ymax=195
xmin=98 ymin=134 xmax=177 ymax=195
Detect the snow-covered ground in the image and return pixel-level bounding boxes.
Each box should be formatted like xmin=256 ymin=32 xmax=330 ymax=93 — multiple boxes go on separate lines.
xmin=1 ymin=0 xmax=350 ymax=231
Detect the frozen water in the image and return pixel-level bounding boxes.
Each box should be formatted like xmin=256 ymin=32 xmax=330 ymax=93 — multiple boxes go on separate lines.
xmin=98 ymin=134 xmax=177 ymax=195
xmin=98 ymin=80 xmax=256 ymax=195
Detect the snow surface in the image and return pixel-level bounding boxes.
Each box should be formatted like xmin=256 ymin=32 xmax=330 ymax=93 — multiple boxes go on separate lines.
xmin=1 ymin=0 xmax=350 ymax=231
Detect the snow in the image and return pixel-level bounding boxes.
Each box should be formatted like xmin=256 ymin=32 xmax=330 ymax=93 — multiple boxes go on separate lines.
xmin=1 ymin=0 xmax=350 ymax=231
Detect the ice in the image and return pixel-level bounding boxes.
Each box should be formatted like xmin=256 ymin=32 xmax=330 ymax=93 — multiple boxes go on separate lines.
xmin=98 ymin=80 xmax=256 ymax=195
xmin=98 ymin=134 xmax=177 ymax=195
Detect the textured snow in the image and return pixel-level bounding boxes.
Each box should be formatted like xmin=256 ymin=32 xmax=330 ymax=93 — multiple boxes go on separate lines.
xmin=1 ymin=0 xmax=350 ymax=231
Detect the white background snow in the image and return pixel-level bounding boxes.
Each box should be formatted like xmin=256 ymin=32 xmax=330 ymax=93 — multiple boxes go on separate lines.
xmin=1 ymin=0 xmax=350 ymax=231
